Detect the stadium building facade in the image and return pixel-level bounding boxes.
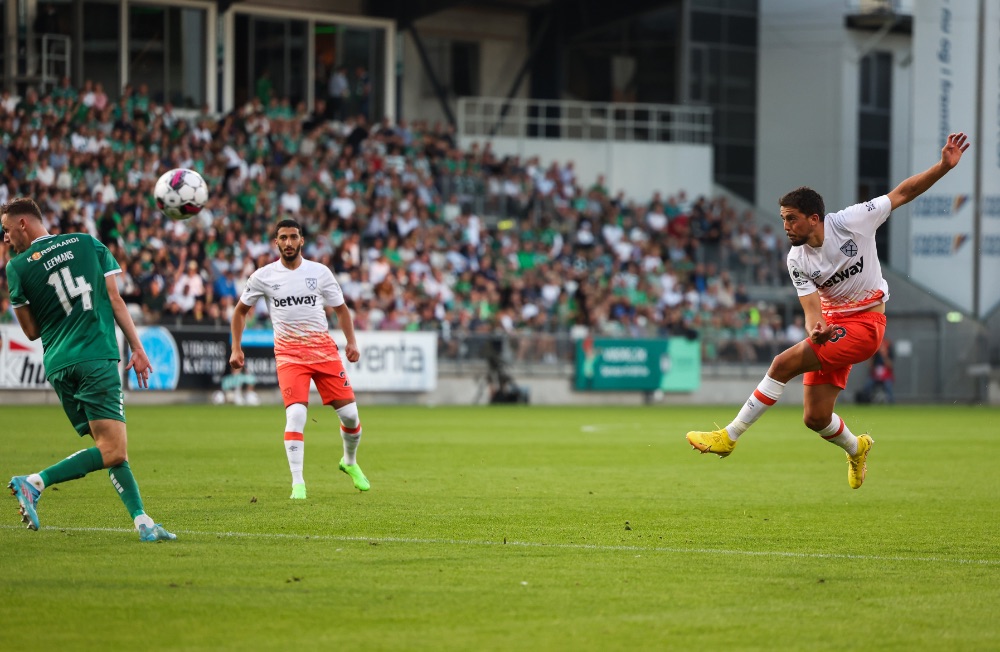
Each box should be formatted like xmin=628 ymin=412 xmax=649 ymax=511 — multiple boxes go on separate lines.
xmin=3 ymin=0 xmax=996 ymax=402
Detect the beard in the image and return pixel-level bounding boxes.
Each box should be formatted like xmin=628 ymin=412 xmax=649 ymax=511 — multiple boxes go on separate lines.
xmin=280 ymin=243 xmax=303 ymax=262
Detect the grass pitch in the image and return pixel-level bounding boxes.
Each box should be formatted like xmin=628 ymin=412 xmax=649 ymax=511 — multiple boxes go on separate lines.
xmin=1 ymin=403 xmax=998 ymax=651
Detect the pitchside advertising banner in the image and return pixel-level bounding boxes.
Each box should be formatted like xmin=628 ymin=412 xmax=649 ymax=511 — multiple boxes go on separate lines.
xmin=0 ymin=325 xmax=49 ymax=389
xmin=0 ymin=325 xmax=436 ymax=392
xmin=0 ymin=325 xmax=125 ymax=389
xmin=911 ymin=0 xmax=979 ymax=313
xmin=981 ymin=0 xmax=1000 ymax=316
xmin=127 ymin=327 xmax=438 ymax=392
xmin=574 ymin=337 xmax=701 ymax=392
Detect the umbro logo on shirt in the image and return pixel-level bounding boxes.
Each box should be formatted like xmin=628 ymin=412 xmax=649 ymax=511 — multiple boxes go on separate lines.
xmin=840 ymin=239 xmax=858 ymax=257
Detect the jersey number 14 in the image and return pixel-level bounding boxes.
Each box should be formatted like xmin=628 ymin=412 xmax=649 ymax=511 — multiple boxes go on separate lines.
xmin=47 ymin=268 xmax=94 ymax=315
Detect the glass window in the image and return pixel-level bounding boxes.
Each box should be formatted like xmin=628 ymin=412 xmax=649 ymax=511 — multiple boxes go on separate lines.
xmin=723 ymin=50 xmax=756 ymax=105
xmin=725 ymin=15 xmax=757 ymax=47
xmin=858 ymin=146 xmax=889 ymax=181
xmin=723 ymin=109 xmax=756 ymax=141
xmin=343 ymin=26 xmax=384 ymax=121
xmin=234 ymin=14 xmax=308 ymax=110
xmin=450 ymin=42 xmax=479 ymax=97
xmin=874 ymin=52 xmax=891 ymax=109
xmin=691 ymin=11 xmax=724 ymax=42
xmin=82 ymin=2 xmax=120 ymax=100
xmin=129 ymin=4 xmax=205 ymax=108
xmin=689 ymin=47 xmax=704 ymax=102
xmin=859 ymin=56 xmax=872 ymax=106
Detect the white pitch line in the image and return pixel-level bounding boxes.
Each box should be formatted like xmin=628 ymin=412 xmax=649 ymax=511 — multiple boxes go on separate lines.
xmin=2 ymin=524 xmax=998 ymax=566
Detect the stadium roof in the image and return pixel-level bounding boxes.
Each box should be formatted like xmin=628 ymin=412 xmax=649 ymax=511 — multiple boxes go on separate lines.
xmin=362 ymin=0 xmax=674 ymax=29
xmin=365 ymin=0 xmax=554 ymax=24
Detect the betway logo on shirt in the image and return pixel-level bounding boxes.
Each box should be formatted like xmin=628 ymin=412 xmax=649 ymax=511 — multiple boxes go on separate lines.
xmin=820 ymin=256 xmax=864 ymax=288
xmin=272 ymin=295 xmax=318 ymax=308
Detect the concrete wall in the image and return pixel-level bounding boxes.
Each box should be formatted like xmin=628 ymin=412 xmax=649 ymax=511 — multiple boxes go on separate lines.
xmin=757 ymin=1 xmax=913 ymax=217
xmin=402 ymin=8 xmax=529 ymax=125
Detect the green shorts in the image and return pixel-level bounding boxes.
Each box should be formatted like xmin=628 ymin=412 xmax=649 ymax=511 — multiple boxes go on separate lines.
xmin=48 ymin=359 xmax=125 ymax=436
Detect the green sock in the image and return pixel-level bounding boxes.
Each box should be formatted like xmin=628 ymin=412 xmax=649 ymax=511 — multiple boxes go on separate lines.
xmin=108 ymin=461 xmax=146 ymax=519
xmin=39 ymin=448 xmax=105 ymax=486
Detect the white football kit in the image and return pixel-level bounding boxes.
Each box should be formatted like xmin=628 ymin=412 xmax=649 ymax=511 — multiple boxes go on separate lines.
xmin=787 ymin=195 xmax=891 ymax=317
xmin=239 ymin=258 xmax=345 ymax=366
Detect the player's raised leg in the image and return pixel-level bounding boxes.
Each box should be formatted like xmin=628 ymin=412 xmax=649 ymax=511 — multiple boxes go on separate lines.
xmin=8 ymin=446 xmax=104 ymax=530
xmin=285 ymin=403 xmax=308 ymax=499
xmin=687 ymin=340 xmax=819 ymax=456
xmin=335 ymin=401 xmax=369 ymax=491
xmin=686 ymin=374 xmax=785 ymax=457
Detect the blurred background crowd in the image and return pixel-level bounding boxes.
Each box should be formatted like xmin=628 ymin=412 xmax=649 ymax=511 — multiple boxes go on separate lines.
xmin=0 ymin=81 xmax=806 ymax=365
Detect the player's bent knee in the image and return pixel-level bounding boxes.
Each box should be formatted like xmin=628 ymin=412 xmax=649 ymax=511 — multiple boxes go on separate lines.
xmin=335 ymin=402 xmax=360 ymax=430
xmin=803 ymin=413 xmax=831 ymax=432
xmin=285 ymin=403 xmax=308 ymax=433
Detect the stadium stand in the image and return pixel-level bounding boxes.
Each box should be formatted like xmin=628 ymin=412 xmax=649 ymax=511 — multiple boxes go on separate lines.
xmin=0 ymin=82 xmax=800 ymax=366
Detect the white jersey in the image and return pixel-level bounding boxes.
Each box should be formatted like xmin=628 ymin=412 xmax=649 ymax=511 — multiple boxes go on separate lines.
xmin=787 ymin=195 xmax=891 ymax=317
xmin=239 ymin=258 xmax=345 ymax=366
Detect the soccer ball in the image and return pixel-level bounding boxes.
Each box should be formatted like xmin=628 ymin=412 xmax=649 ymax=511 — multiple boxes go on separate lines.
xmin=154 ymin=168 xmax=209 ymax=219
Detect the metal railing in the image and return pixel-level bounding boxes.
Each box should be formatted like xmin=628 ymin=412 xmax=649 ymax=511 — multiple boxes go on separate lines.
xmin=458 ymin=97 xmax=713 ymax=145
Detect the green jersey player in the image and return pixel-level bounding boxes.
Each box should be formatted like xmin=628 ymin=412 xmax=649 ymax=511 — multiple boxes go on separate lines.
xmin=2 ymin=198 xmax=176 ymax=541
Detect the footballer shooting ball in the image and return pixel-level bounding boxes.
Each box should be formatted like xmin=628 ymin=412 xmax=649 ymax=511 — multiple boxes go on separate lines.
xmin=154 ymin=168 xmax=209 ymax=220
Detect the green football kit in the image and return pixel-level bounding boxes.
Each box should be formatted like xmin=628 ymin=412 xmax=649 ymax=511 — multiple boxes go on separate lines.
xmin=6 ymin=233 xmax=124 ymax=433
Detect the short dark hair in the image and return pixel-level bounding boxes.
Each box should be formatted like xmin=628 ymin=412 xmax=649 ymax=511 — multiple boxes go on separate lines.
xmin=273 ymin=218 xmax=303 ymax=239
xmin=2 ymin=197 xmax=43 ymax=221
xmin=779 ymin=187 xmax=826 ymax=221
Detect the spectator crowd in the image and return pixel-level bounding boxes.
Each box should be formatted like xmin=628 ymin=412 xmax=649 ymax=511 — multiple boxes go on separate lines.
xmin=0 ymin=80 xmax=804 ymax=365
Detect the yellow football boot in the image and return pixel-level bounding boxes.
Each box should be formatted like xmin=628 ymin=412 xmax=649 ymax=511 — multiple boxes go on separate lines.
xmin=686 ymin=429 xmax=738 ymax=458
xmin=847 ymin=434 xmax=874 ymax=489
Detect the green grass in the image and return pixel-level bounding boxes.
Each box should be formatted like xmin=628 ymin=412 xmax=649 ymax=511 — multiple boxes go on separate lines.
xmin=1 ymin=404 xmax=999 ymax=651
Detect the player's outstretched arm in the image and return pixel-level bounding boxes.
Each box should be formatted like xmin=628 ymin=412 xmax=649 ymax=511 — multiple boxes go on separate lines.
xmin=887 ymin=132 xmax=970 ymax=210
xmin=106 ymin=275 xmax=151 ymax=388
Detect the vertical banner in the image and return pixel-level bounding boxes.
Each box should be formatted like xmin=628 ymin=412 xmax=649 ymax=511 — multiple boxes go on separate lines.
xmin=980 ymin=0 xmax=1000 ymax=316
xmin=910 ymin=0 xmax=979 ymax=312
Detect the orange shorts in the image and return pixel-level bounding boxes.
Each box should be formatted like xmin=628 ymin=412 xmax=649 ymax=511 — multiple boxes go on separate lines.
xmin=803 ymin=311 xmax=886 ymax=390
xmin=277 ymin=358 xmax=356 ymax=407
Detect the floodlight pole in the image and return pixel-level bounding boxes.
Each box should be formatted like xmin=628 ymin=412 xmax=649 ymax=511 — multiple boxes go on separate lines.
xmin=972 ymin=0 xmax=985 ymax=318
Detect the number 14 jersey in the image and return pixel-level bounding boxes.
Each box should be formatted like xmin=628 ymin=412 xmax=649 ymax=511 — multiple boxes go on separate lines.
xmin=6 ymin=234 xmax=122 ymax=376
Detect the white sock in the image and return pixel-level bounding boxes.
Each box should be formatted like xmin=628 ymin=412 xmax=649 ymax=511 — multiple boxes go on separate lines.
xmin=818 ymin=413 xmax=858 ymax=455
xmin=285 ymin=403 xmax=308 ymax=485
xmin=726 ymin=375 xmax=785 ymax=440
xmin=134 ymin=513 xmax=154 ymax=530
xmin=26 ymin=473 xmax=45 ymax=492
xmin=336 ymin=403 xmax=362 ymax=466
xmin=285 ymin=436 xmax=305 ymax=484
